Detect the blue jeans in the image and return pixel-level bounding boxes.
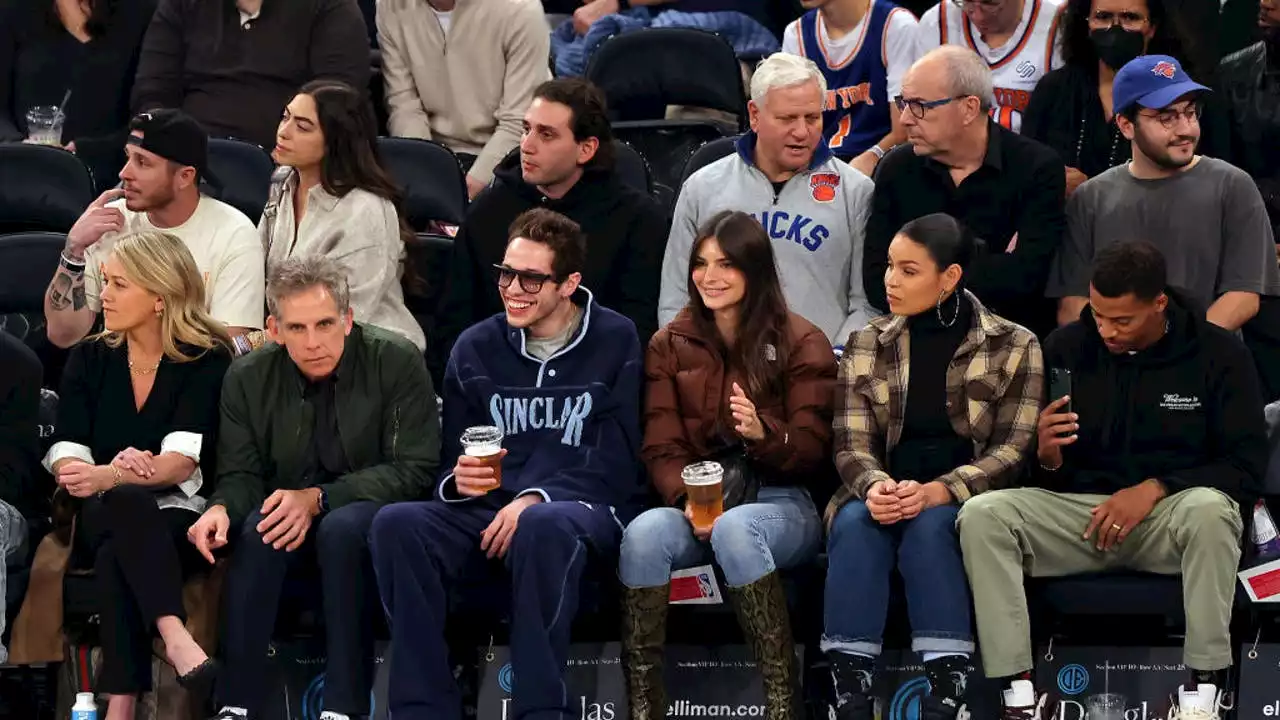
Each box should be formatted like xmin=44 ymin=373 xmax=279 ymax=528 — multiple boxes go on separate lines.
xmin=619 ymin=486 xmax=822 ymax=588
xmin=822 ymin=502 xmax=974 ymax=657
xmin=0 ymin=499 xmax=26 ymax=665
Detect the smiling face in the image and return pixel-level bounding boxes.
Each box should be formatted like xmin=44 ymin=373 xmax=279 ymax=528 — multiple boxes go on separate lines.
xmin=273 ymin=93 xmax=326 ymax=170
xmin=266 ymin=284 xmax=354 ymax=381
xmin=99 ymin=253 xmax=164 ymax=333
xmin=498 ymin=237 xmax=580 ymax=333
xmin=118 ymin=137 xmax=192 ymax=213
xmin=1120 ymin=96 xmax=1201 ymax=171
xmin=748 ymin=80 xmax=825 ymax=176
xmin=691 ymin=236 xmax=747 ymax=313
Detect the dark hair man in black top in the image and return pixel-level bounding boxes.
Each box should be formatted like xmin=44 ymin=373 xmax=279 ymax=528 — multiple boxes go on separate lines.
xmin=430 ymin=77 xmax=667 ymax=384
xmin=958 ymin=241 xmax=1266 ymax=720
xmin=865 ymin=46 xmax=1066 ymax=337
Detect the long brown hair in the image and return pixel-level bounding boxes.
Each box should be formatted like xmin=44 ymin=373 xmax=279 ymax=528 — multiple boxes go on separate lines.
xmin=294 ymin=79 xmax=423 ymax=290
xmin=685 ymin=211 xmax=792 ymax=401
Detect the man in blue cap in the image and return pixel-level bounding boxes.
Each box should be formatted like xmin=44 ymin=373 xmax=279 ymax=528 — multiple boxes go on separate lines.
xmin=1047 ymin=54 xmax=1280 ymax=331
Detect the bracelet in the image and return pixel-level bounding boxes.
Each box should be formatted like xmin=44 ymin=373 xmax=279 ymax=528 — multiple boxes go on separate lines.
xmin=60 ymin=252 xmax=86 ymax=272
xmin=869 ymin=145 xmax=887 ymax=160
xmin=1038 ymin=459 xmax=1062 ymax=472
xmin=232 ymin=335 xmax=253 ymax=356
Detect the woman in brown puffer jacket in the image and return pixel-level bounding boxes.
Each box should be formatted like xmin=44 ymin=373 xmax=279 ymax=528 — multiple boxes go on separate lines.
xmin=619 ymin=210 xmax=838 ymax=720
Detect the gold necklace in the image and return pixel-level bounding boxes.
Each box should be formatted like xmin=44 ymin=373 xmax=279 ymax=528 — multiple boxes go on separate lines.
xmin=128 ymin=357 xmax=162 ymax=376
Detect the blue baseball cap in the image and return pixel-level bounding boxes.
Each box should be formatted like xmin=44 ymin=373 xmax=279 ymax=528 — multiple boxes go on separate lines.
xmin=1112 ymin=55 xmax=1210 ymax=115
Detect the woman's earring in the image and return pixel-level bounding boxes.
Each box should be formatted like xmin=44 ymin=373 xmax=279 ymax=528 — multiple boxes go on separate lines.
xmin=936 ymin=289 xmax=960 ymax=328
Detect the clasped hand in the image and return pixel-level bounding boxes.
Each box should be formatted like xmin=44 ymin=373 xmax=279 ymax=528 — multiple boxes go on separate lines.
xmin=865 ymin=479 xmax=951 ymax=525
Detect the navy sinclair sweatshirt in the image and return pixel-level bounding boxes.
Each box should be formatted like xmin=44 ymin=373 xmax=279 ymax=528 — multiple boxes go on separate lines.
xmin=437 ymin=287 xmax=646 ymax=521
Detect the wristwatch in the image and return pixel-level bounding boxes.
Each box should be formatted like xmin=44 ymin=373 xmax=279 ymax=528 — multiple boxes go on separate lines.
xmin=317 ymin=487 xmax=330 ymax=513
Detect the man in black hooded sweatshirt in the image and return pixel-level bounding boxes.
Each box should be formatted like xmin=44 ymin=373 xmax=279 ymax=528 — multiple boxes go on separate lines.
xmin=430 ymin=78 xmax=667 ymax=384
xmin=957 ymin=241 xmax=1267 ymax=720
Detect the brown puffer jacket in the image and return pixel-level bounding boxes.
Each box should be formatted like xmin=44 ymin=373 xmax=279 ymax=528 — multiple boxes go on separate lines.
xmin=642 ymin=308 xmax=838 ymax=506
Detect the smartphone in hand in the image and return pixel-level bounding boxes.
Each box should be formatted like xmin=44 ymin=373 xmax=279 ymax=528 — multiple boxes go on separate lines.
xmin=1049 ymin=367 xmax=1073 ymax=418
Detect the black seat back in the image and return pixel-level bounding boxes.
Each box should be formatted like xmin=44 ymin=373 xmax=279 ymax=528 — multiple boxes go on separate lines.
xmin=613 ymin=140 xmax=652 ymax=196
xmin=0 ymin=145 xmax=95 ymax=234
xmin=377 ymin=137 xmax=468 ymax=230
xmin=205 ymin=138 xmax=274 ymax=223
xmin=680 ymin=136 xmax=740 ymax=187
xmin=0 ymin=232 xmax=72 ymax=387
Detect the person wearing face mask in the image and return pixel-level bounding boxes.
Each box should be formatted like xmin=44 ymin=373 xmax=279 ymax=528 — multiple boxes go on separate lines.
xmin=1023 ymin=0 xmax=1227 ymax=195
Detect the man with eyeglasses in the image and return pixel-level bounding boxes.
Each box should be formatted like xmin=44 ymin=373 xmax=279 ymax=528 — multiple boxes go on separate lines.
xmin=369 ymin=208 xmax=645 ymax=720
xmin=918 ymin=0 xmax=1065 ymax=132
xmin=1048 ymin=54 xmax=1280 ymax=331
xmin=864 ymin=46 xmax=1066 ymax=337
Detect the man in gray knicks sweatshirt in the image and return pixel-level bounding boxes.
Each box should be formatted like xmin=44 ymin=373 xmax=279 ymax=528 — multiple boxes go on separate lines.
xmin=659 ymin=52 xmax=876 ymax=350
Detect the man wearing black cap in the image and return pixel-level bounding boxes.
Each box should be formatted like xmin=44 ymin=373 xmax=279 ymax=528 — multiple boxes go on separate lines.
xmin=1048 ymin=54 xmax=1280 ymax=331
xmin=44 ymin=109 xmax=265 ymax=350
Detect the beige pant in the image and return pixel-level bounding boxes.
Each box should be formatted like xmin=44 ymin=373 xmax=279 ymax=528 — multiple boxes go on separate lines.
xmin=956 ymin=487 xmax=1242 ymax=677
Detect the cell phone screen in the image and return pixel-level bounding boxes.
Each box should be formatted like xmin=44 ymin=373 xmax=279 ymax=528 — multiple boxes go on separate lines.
xmin=1049 ymin=368 xmax=1072 ymax=416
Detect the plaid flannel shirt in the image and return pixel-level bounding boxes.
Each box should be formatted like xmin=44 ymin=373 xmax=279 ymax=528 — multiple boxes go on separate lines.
xmin=826 ymin=291 xmax=1045 ymax=527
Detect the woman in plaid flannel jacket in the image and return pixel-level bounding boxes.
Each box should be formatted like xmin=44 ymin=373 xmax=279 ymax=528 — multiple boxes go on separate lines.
xmin=821 ymin=213 xmax=1045 ymax=720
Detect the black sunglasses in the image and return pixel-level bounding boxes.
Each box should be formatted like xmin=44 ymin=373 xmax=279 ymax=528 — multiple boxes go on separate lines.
xmin=493 ymin=264 xmax=559 ymax=294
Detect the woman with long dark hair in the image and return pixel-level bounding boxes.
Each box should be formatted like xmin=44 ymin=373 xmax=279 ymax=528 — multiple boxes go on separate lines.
xmin=821 ymin=213 xmax=1043 ymax=719
xmin=0 ymin=0 xmax=156 ymax=182
xmin=45 ymin=231 xmax=232 ymax=719
xmin=620 ymin=210 xmax=837 ymax=720
xmin=1022 ymin=0 xmax=1227 ymax=193
xmin=261 ymin=79 xmax=425 ymax=351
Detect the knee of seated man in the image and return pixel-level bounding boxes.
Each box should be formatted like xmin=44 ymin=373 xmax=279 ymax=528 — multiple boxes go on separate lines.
xmin=955 ymin=489 xmax=1020 ymax=535
xmin=315 ymin=504 xmax=372 ymax=551
xmin=1173 ymin=487 xmax=1241 ymax=530
xmin=512 ymin=501 xmax=575 ymax=544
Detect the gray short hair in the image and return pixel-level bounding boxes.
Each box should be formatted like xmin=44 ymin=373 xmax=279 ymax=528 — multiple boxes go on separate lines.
xmin=266 ymin=256 xmax=351 ymax=319
xmin=922 ymin=46 xmax=994 ymax=112
xmin=750 ymin=52 xmax=827 ymax=105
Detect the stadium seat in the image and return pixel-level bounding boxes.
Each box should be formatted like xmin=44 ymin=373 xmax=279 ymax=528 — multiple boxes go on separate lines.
xmin=205 ymin=138 xmax=274 ymax=224
xmin=404 ymin=232 xmax=455 ymax=353
xmin=0 ymin=145 xmax=95 ymax=235
xmin=377 ymin=137 xmax=468 ymax=231
xmin=613 ymin=139 xmax=652 ymax=196
xmin=0 ymin=231 xmax=71 ymax=388
xmin=585 ymin=29 xmax=746 ymax=211
xmin=680 ymin=136 xmax=740 ymax=187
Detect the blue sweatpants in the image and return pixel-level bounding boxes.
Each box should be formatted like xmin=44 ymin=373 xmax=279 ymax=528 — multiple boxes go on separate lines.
xmin=370 ymin=499 xmax=623 ymax=720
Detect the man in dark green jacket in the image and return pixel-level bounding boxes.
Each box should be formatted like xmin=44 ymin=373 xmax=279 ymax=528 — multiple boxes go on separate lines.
xmin=188 ymin=256 xmax=439 ymax=720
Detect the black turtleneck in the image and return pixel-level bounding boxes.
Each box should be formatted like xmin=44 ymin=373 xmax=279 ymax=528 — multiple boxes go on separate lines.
xmin=888 ymin=293 xmax=974 ymax=480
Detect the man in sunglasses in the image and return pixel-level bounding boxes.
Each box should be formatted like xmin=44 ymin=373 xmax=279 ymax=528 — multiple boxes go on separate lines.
xmin=864 ymin=46 xmax=1066 ymax=337
xmin=369 ymin=208 xmax=645 ymax=720
xmin=1048 ymin=54 xmax=1280 ymax=331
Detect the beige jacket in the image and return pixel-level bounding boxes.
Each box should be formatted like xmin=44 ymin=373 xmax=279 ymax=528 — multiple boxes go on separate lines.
xmin=377 ymin=0 xmax=551 ymax=184
xmin=260 ymin=170 xmax=427 ymax=351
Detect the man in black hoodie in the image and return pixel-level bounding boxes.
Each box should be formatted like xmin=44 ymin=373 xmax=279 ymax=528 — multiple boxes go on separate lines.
xmin=430 ymin=78 xmax=667 ymax=384
xmin=958 ymin=242 xmax=1267 ymax=720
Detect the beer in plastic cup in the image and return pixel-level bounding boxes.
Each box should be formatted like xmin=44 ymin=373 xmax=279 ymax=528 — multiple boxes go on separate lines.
xmin=461 ymin=426 xmax=504 ymax=492
xmin=1085 ymin=693 xmax=1126 ymax=720
xmin=25 ymin=106 xmax=63 ymax=146
xmin=682 ymin=461 xmax=724 ymax=532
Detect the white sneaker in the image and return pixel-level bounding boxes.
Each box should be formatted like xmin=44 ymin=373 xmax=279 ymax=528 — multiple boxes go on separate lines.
xmin=1173 ymin=684 xmax=1220 ymax=720
xmin=1000 ymin=680 xmax=1045 ymax=720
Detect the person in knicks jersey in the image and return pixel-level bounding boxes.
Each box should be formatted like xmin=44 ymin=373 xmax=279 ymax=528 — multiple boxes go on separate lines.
xmin=783 ymin=0 xmax=922 ymax=179
xmin=918 ymin=0 xmax=1066 ymax=132
xmin=660 ymin=52 xmax=875 ymax=353
xmin=369 ymin=208 xmax=645 ymax=720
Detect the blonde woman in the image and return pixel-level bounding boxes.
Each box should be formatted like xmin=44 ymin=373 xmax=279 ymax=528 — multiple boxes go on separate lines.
xmin=43 ymin=231 xmax=232 ymax=719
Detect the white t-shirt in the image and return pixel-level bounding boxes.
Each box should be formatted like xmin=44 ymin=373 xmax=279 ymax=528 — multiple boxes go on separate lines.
xmin=917 ymin=0 xmax=1065 ymax=132
xmin=433 ymin=8 xmax=453 ymax=33
xmin=782 ymin=3 xmax=920 ymax=101
xmin=84 ymin=196 xmax=265 ymax=330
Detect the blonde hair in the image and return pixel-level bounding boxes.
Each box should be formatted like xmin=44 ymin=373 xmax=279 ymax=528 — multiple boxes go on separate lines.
xmin=95 ymin=231 xmax=233 ymax=361
xmin=750 ymin=53 xmax=827 ymax=105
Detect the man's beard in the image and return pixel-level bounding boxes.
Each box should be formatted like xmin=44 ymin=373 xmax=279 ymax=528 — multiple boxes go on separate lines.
xmin=1134 ymin=128 xmax=1197 ymax=171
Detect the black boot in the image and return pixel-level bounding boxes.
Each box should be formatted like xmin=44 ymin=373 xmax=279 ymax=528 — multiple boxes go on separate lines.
xmin=828 ymin=651 xmax=875 ymax=720
xmin=622 ymin=584 xmax=670 ymax=720
xmin=921 ymin=655 xmax=971 ymax=720
xmin=726 ymin=572 xmax=800 ymax=720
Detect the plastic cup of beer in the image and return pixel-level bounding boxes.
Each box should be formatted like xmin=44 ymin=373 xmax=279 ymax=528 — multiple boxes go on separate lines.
xmin=25 ymin=106 xmax=64 ymax=146
xmin=1085 ymin=693 xmax=1126 ymax=720
xmin=682 ymin=461 xmax=724 ymax=533
xmin=461 ymin=426 xmax=504 ymax=493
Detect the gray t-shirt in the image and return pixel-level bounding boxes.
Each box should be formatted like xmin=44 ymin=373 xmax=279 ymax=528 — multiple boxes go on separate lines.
xmin=525 ymin=305 xmax=584 ymax=361
xmin=1048 ymin=157 xmax=1280 ymax=307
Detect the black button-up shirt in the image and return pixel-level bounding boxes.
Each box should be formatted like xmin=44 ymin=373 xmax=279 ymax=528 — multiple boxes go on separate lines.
xmin=864 ymin=121 xmax=1066 ymax=335
xmin=301 ymin=369 xmax=350 ymax=487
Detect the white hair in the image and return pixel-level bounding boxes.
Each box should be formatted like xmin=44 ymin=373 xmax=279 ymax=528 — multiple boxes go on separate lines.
xmin=750 ymin=52 xmax=827 ymax=105
xmin=917 ymin=46 xmax=994 ymax=111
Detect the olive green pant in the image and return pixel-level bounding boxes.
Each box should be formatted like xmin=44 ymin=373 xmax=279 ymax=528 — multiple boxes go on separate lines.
xmin=956 ymin=487 xmax=1242 ymax=677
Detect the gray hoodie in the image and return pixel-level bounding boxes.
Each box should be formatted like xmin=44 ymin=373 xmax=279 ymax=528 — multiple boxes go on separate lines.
xmin=658 ymin=134 xmax=875 ymax=348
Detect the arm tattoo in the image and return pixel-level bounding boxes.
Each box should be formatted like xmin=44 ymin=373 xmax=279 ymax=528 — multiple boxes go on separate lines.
xmin=49 ymin=268 xmax=86 ymax=312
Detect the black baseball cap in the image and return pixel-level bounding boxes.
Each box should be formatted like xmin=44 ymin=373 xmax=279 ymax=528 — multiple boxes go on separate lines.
xmin=127 ymin=109 xmax=221 ymax=189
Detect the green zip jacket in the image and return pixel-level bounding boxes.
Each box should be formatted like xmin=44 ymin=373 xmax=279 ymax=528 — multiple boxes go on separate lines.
xmin=210 ymin=323 xmax=440 ymax=525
